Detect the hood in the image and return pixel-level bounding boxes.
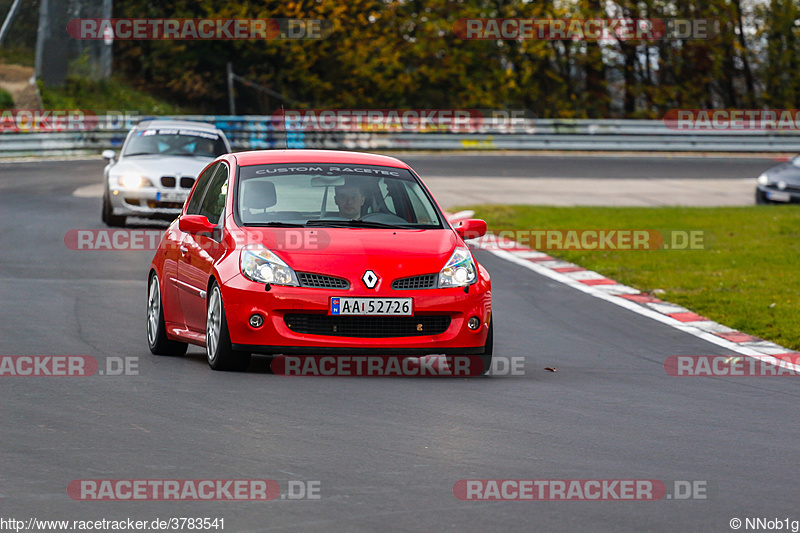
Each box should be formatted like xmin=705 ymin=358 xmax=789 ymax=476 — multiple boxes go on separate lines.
xmin=111 ymin=155 xmax=215 ymax=179
xmin=234 ymin=227 xmax=462 ymax=282
xmin=764 ymin=161 xmax=800 ymax=185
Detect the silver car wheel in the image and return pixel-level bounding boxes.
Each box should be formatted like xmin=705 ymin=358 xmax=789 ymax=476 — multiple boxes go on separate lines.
xmin=206 ymin=286 xmax=222 ymax=364
xmin=147 ymin=276 xmax=160 ymax=347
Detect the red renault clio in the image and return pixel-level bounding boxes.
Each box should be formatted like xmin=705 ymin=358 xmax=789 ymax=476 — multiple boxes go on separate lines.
xmin=147 ymin=150 xmax=492 ymax=372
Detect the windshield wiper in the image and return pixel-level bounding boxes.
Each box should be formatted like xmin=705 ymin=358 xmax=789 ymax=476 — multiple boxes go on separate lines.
xmin=246 ymin=222 xmax=307 ymax=227
xmin=305 ymin=219 xmax=409 ymax=229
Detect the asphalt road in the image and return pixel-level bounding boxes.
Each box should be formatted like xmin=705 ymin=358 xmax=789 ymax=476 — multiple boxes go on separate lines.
xmin=1 ymin=156 xmax=798 ymax=532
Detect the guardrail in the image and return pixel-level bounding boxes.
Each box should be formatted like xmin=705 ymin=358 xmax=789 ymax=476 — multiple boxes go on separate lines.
xmin=1 ymin=116 xmax=799 ymax=156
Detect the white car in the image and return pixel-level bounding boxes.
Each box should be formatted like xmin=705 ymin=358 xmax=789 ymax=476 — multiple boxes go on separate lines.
xmin=101 ymin=120 xmax=231 ymax=226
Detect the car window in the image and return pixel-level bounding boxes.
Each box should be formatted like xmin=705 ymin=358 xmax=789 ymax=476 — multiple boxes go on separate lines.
xmin=402 ymin=180 xmax=438 ymax=224
xmin=185 ymin=163 xmax=219 ymax=215
xmin=236 ymin=163 xmax=442 ymax=227
xmin=377 ymin=179 xmax=396 ymax=213
xmin=123 ymin=127 xmax=227 ymax=158
xmin=198 ymin=164 xmax=229 ymax=225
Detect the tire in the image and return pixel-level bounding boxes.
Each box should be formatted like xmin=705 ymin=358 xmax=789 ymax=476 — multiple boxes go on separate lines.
xmin=206 ymin=282 xmax=251 ymax=372
xmin=446 ymin=318 xmax=493 ymax=376
xmin=479 ymin=319 xmax=493 ymax=375
xmin=755 ymin=190 xmax=770 ymax=205
xmin=102 ymin=190 xmax=127 ymax=227
xmin=147 ymin=274 xmax=188 ymax=356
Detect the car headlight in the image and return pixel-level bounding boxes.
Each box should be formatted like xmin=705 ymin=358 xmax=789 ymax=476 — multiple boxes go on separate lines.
xmin=438 ymin=246 xmax=478 ymax=288
xmin=757 ymin=173 xmax=770 ymax=186
xmin=240 ymin=244 xmax=299 ymax=286
xmin=115 ymin=174 xmax=154 ymax=189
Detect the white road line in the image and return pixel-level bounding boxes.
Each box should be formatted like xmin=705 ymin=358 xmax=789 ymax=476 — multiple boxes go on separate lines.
xmin=487 ymin=247 xmax=800 ymax=372
xmin=73 ymin=183 xmax=104 ymax=197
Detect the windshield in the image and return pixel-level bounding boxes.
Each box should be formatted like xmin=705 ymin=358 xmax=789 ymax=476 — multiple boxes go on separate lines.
xmin=237 ymin=163 xmax=443 ymax=228
xmin=123 ymin=127 xmax=227 ymax=158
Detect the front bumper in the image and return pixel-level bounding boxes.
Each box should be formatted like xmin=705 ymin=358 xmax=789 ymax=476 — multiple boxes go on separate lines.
xmin=107 ymin=186 xmax=187 ymax=218
xmin=756 ymin=185 xmax=800 ymax=204
xmin=220 ymin=275 xmax=492 ymax=355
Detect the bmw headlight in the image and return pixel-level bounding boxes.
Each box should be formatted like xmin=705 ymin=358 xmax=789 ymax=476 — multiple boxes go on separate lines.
xmin=757 ymin=173 xmax=770 ymax=186
xmin=438 ymin=246 xmax=477 ymax=288
xmin=240 ymin=244 xmax=299 ymax=286
xmin=115 ymin=174 xmax=154 ymax=188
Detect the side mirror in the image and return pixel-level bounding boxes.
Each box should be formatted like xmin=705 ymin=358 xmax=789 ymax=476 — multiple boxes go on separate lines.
xmin=455 ymin=219 xmax=487 ymax=240
xmin=179 ymin=214 xmax=217 ymax=236
xmin=102 ymin=150 xmax=116 ymax=162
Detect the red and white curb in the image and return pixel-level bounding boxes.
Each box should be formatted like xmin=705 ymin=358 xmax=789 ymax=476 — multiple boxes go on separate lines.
xmin=446 ymin=211 xmax=800 ymax=372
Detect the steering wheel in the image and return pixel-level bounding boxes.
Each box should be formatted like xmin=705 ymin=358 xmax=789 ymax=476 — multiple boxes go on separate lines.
xmin=360 ymin=212 xmax=408 ymax=224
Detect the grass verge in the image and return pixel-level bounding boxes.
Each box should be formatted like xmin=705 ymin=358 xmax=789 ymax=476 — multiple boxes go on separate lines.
xmin=40 ymin=76 xmax=184 ymax=115
xmin=463 ymin=205 xmax=800 ymax=351
xmin=0 ymin=47 xmax=35 ymax=67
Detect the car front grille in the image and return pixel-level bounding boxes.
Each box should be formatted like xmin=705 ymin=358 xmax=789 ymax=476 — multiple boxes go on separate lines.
xmin=160 ymin=176 xmax=195 ymax=189
xmin=297 ymin=272 xmax=350 ymax=290
xmin=392 ymin=274 xmax=437 ymax=290
xmin=284 ymin=314 xmax=451 ymax=337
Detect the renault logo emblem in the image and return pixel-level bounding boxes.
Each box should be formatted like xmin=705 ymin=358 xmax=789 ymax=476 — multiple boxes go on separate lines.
xmin=362 ymin=270 xmax=378 ymax=289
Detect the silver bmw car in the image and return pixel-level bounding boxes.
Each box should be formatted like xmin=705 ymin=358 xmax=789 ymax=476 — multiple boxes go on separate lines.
xmin=101 ymin=120 xmax=231 ymax=226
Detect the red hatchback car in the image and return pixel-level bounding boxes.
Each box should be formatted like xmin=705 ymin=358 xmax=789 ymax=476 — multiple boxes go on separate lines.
xmin=147 ymin=150 xmax=492 ymax=372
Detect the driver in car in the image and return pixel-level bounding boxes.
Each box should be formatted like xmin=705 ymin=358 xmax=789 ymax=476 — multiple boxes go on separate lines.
xmin=334 ymin=182 xmax=366 ymax=219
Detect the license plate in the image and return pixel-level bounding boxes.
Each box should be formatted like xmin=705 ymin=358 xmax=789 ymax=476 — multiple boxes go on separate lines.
xmin=767 ymin=191 xmax=791 ymax=202
xmin=157 ymin=191 xmax=188 ymax=203
xmin=330 ymin=297 xmax=412 ymax=316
